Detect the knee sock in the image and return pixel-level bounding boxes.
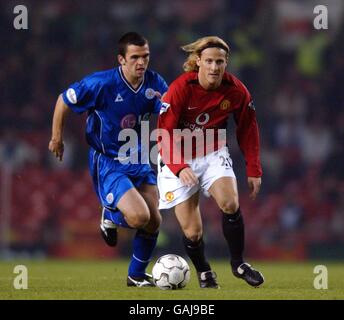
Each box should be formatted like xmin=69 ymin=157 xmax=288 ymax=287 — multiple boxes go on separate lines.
xmin=222 ymin=208 xmax=245 ymax=270
xmin=183 ymin=236 xmax=211 ymax=273
xmin=128 ymin=229 xmax=159 ymax=278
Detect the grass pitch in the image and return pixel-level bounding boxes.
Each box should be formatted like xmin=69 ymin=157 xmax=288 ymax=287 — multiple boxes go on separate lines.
xmin=0 ymin=259 xmax=343 ymax=300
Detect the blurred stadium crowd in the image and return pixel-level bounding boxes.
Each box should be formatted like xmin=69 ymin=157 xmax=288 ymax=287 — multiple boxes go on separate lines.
xmin=1 ymin=0 xmax=343 ymax=260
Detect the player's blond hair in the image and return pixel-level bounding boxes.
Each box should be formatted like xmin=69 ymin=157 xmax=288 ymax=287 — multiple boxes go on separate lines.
xmin=181 ymin=36 xmax=230 ymax=72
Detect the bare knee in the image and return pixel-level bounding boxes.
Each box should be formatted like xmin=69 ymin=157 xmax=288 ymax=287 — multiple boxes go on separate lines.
xmin=219 ymin=199 xmax=239 ymax=214
xmin=127 ymin=211 xmax=150 ymax=229
xmin=184 ymin=229 xmax=203 ymax=243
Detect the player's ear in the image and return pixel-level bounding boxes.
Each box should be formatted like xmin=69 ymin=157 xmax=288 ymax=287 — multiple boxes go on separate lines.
xmin=117 ymin=54 xmax=126 ymax=66
xmin=196 ymin=56 xmax=201 ymax=67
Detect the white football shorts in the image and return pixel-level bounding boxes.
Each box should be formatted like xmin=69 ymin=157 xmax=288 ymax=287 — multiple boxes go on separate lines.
xmin=157 ymin=146 xmax=236 ymax=209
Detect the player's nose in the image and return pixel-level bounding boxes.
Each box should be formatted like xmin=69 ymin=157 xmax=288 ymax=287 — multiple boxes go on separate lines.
xmin=210 ymin=62 xmax=218 ymax=71
xmin=137 ymin=57 xmax=145 ymax=65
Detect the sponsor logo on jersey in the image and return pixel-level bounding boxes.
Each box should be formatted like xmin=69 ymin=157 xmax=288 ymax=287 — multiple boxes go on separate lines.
xmin=165 ymin=192 xmax=174 ymax=202
xmin=115 ymin=93 xmax=123 ymax=102
xmin=106 ymin=193 xmax=114 ymax=204
xmin=120 ymin=114 xmax=137 ymax=129
xmin=66 ymin=88 xmax=77 ymax=104
xmin=220 ymin=99 xmax=231 ymax=110
xmin=159 ymin=102 xmax=170 ymax=115
xmin=195 ymin=112 xmax=210 ymax=126
xmin=145 ymin=88 xmax=156 ymax=100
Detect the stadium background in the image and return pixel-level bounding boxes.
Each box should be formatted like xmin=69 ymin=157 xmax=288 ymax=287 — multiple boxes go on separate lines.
xmin=1 ymin=0 xmax=343 ymax=264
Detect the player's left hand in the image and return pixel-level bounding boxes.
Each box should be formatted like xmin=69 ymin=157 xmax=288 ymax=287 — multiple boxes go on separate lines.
xmin=247 ymin=177 xmax=261 ymax=200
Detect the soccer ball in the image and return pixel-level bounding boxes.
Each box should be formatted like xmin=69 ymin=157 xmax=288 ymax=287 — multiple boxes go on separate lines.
xmin=152 ymin=254 xmax=191 ymax=290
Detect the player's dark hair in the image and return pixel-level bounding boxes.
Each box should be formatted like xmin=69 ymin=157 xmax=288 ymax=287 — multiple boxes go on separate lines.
xmin=118 ymin=32 xmax=148 ymax=56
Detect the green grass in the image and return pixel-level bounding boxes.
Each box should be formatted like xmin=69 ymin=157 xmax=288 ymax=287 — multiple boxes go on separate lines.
xmin=0 ymin=259 xmax=343 ymax=300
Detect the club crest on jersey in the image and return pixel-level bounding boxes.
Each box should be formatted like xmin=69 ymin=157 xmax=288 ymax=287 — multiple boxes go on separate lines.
xmin=159 ymin=102 xmax=170 ymax=115
xmin=66 ymin=88 xmax=77 ymax=104
xmin=165 ymin=192 xmax=174 ymax=202
xmin=248 ymin=100 xmax=256 ymax=110
xmin=145 ymin=88 xmax=156 ymax=100
xmin=220 ymin=99 xmax=230 ymax=111
xmin=106 ymin=193 xmax=114 ymax=204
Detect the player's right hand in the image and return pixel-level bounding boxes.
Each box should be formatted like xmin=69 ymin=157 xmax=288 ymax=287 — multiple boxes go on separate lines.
xmin=179 ymin=167 xmax=199 ymax=187
xmin=48 ymin=138 xmax=64 ymax=161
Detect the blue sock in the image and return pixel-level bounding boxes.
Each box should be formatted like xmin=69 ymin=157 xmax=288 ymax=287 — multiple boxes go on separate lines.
xmin=103 ymin=207 xmax=133 ymax=229
xmin=128 ymin=229 xmax=159 ymax=278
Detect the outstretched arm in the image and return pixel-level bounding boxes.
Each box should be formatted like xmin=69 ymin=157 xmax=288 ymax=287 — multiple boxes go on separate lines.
xmin=48 ymin=94 xmax=70 ymax=161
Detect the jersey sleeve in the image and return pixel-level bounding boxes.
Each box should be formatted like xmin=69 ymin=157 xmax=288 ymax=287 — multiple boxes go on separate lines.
xmin=152 ymin=74 xmax=169 ymax=114
xmin=62 ymin=74 xmax=102 ymax=114
xmin=157 ymin=79 xmax=189 ymax=176
xmin=233 ymin=85 xmax=263 ymax=177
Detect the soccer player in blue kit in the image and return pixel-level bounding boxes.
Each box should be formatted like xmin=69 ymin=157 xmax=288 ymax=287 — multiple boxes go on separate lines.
xmin=49 ymin=32 xmax=168 ymax=287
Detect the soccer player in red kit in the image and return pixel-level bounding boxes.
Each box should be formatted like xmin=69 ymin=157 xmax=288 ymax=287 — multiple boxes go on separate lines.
xmin=157 ymin=36 xmax=264 ymax=288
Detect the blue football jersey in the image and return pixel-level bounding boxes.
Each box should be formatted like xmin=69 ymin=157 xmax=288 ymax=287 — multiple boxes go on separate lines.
xmin=62 ymin=67 xmax=168 ymax=159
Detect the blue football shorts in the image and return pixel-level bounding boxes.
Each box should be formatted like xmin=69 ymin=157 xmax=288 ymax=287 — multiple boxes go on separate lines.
xmin=89 ymin=148 xmax=156 ymax=210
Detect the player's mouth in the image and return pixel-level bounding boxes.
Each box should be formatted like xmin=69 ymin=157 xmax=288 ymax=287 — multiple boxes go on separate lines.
xmin=208 ymin=73 xmax=219 ymax=79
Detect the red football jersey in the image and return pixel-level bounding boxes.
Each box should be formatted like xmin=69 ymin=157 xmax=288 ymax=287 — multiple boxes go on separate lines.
xmin=158 ymin=71 xmax=262 ymax=178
